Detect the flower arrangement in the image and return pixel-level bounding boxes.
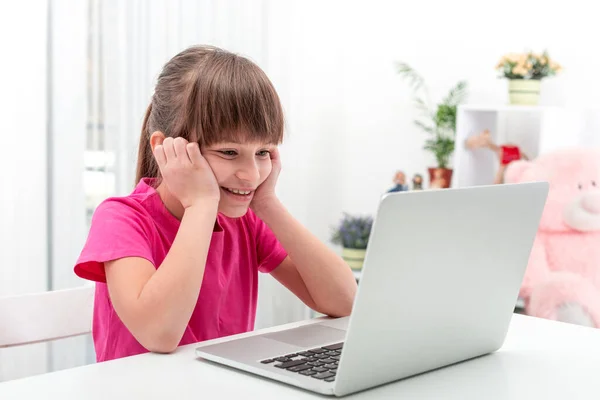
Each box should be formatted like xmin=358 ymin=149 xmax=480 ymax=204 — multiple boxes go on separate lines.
xmin=331 ymin=213 xmax=373 ymax=250
xmin=495 ymin=51 xmax=562 ymax=80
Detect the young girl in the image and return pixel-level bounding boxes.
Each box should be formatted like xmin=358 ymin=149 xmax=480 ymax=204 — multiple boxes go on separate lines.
xmin=74 ymin=45 xmax=357 ymax=362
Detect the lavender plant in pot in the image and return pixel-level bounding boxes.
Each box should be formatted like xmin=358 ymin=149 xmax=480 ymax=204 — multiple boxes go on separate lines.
xmin=331 ymin=213 xmax=373 ymax=271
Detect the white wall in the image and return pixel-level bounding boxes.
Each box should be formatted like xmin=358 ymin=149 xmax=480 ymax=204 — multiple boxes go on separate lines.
xmin=271 ymin=0 xmax=600 ymax=246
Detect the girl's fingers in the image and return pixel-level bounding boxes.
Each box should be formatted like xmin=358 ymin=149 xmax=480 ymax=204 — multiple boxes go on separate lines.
xmin=187 ymin=142 xmax=204 ymax=166
xmin=269 ymin=147 xmax=282 ymax=170
xmin=153 ymin=144 xmax=167 ymax=169
xmin=269 ymin=147 xmax=280 ymax=161
xmin=174 ymin=137 xmax=190 ymax=161
xmin=163 ymin=137 xmax=176 ymax=162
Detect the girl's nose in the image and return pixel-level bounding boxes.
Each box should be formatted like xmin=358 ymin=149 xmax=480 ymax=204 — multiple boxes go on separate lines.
xmin=236 ymin=161 xmax=260 ymax=183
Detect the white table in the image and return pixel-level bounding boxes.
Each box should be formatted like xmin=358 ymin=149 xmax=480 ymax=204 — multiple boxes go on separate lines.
xmin=1 ymin=314 xmax=599 ymax=399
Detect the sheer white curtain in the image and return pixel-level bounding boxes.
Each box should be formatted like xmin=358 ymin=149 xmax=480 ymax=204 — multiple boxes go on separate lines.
xmin=48 ymin=0 xmax=93 ymax=374
xmin=0 ymin=0 xmax=91 ymax=382
xmin=2 ymin=0 xmax=93 ymax=382
xmin=96 ymin=0 xmax=307 ymax=330
xmin=0 ymin=0 xmax=50 ymax=383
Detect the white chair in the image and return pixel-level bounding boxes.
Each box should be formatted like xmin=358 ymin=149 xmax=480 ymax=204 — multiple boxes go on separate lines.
xmin=0 ymin=286 xmax=94 ymax=348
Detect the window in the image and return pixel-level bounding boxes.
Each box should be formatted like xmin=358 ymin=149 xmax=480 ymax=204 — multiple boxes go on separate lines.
xmin=84 ymin=0 xmax=115 ymax=226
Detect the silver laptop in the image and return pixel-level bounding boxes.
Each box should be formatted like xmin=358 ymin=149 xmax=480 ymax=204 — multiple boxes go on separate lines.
xmin=195 ymin=182 xmax=548 ymax=397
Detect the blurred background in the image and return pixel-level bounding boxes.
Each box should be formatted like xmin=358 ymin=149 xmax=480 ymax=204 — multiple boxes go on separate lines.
xmin=1 ymin=0 xmax=599 ymax=382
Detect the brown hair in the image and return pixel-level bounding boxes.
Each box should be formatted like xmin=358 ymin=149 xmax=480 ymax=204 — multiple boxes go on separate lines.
xmin=135 ymin=45 xmax=285 ymax=184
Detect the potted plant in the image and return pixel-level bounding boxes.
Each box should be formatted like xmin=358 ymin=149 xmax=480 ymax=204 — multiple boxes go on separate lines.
xmin=331 ymin=213 xmax=373 ymax=271
xmin=396 ymin=62 xmax=468 ymax=188
xmin=495 ymin=50 xmax=562 ymax=105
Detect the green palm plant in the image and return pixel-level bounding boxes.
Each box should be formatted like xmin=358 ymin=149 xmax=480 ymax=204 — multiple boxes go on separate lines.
xmin=396 ymin=62 xmax=468 ymax=169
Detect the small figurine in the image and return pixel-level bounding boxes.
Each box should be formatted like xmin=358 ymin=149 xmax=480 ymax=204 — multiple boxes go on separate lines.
xmin=387 ymin=170 xmax=409 ymax=192
xmin=412 ymin=174 xmax=424 ymax=190
xmin=465 ymin=129 xmax=528 ymax=184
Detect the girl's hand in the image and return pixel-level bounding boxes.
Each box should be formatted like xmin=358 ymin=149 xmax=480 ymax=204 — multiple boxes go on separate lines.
xmin=153 ymin=137 xmax=220 ymax=209
xmin=251 ymin=147 xmax=281 ymax=212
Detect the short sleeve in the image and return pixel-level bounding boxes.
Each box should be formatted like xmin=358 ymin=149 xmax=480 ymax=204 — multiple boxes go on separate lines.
xmin=74 ymin=199 xmax=154 ymax=283
xmin=250 ymin=210 xmax=288 ymax=274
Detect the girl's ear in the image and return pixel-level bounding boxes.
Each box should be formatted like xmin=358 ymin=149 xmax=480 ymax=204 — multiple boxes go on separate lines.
xmin=150 ymin=131 xmax=166 ymax=151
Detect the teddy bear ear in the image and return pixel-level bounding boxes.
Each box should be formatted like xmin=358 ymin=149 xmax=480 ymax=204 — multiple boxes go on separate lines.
xmin=504 ymin=160 xmax=532 ymax=183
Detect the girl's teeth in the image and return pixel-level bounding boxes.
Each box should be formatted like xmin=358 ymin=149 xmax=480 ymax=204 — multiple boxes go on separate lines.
xmin=227 ymin=188 xmax=251 ymax=195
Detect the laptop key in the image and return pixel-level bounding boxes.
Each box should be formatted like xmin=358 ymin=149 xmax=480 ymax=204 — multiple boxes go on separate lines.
xmin=324 ymin=377 xmax=336 ymax=382
xmin=326 ymin=351 xmax=340 ymax=356
xmin=312 ymin=371 xmax=336 ymax=380
xmin=309 ymin=348 xmax=327 ymax=354
xmin=314 ymin=354 xmax=329 ymax=359
xmin=331 ymin=355 xmax=340 ymax=361
xmin=260 ymin=359 xmax=275 ymax=364
xmin=312 ymin=367 xmax=328 ymax=373
xmin=275 ymin=357 xmax=290 ymax=362
xmin=275 ymin=359 xmax=308 ymax=369
xmin=322 ymin=343 xmax=343 ymax=351
xmin=299 ymin=351 xmax=313 ymax=357
xmin=285 ymin=353 xmax=298 ymax=358
xmin=320 ymin=358 xmax=335 ymax=364
xmin=324 ymin=363 xmax=337 ymax=369
xmin=300 ymin=370 xmax=317 ymax=376
xmin=288 ymin=364 xmax=314 ymax=373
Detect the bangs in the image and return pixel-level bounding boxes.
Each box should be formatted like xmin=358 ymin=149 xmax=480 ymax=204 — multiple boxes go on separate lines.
xmin=184 ymin=51 xmax=284 ymax=146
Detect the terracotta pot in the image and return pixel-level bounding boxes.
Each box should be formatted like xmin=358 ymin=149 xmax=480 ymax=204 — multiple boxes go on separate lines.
xmin=428 ymin=167 xmax=453 ymax=189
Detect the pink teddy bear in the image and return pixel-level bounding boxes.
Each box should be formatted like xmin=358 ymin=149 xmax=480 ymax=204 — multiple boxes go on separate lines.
xmin=504 ymin=147 xmax=600 ymax=328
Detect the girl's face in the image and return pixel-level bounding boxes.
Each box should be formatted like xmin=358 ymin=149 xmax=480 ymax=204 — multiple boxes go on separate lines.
xmin=202 ymin=140 xmax=275 ymax=218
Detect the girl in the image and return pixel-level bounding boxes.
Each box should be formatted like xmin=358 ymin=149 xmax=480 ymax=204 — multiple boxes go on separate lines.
xmin=74 ymin=45 xmax=357 ymax=362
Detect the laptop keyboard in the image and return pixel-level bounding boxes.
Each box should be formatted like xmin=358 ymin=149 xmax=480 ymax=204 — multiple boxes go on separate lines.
xmin=259 ymin=342 xmax=343 ymax=382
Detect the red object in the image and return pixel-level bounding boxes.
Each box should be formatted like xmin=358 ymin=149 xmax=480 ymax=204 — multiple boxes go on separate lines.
xmin=501 ymin=145 xmax=521 ymax=165
xmin=427 ymin=167 xmax=453 ymax=188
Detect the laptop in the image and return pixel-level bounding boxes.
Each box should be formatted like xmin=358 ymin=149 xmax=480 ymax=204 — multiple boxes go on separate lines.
xmin=195 ymin=182 xmax=549 ymax=397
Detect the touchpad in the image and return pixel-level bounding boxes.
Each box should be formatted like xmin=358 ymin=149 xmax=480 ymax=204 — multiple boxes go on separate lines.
xmin=263 ymin=324 xmax=346 ymax=347
xmin=320 ymin=316 xmax=350 ymax=331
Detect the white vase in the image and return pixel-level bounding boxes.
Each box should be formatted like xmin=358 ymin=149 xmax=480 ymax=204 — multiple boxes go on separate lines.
xmin=508 ymin=79 xmax=541 ymax=105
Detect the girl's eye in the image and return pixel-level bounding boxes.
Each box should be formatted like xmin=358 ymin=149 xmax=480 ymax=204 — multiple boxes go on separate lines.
xmin=219 ymin=150 xmax=237 ymax=156
xmin=578 ymin=183 xmax=583 ymax=190
xmin=257 ymin=150 xmax=270 ymax=157
xmin=592 ymin=181 xmax=597 ymax=187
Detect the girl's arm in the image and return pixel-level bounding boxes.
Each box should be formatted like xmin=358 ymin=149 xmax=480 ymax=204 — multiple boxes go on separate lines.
xmin=251 ymin=149 xmax=357 ymax=317
xmin=255 ymin=199 xmax=358 ymax=317
xmin=106 ymin=137 xmax=221 ymax=353
xmin=105 ymin=201 xmax=217 ymax=353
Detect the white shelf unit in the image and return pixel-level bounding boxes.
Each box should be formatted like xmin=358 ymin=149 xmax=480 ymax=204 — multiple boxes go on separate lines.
xmin=452 ymin=104 xmax=600 ymax=188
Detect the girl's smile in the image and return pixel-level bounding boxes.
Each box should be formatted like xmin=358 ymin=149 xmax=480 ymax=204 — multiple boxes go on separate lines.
xmin=220 ymin=186 xmax=255 ymax=203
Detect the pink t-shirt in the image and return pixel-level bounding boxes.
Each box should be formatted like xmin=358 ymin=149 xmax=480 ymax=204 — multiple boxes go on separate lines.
xmin=74 ymin=178 xmax=287 ymax=362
